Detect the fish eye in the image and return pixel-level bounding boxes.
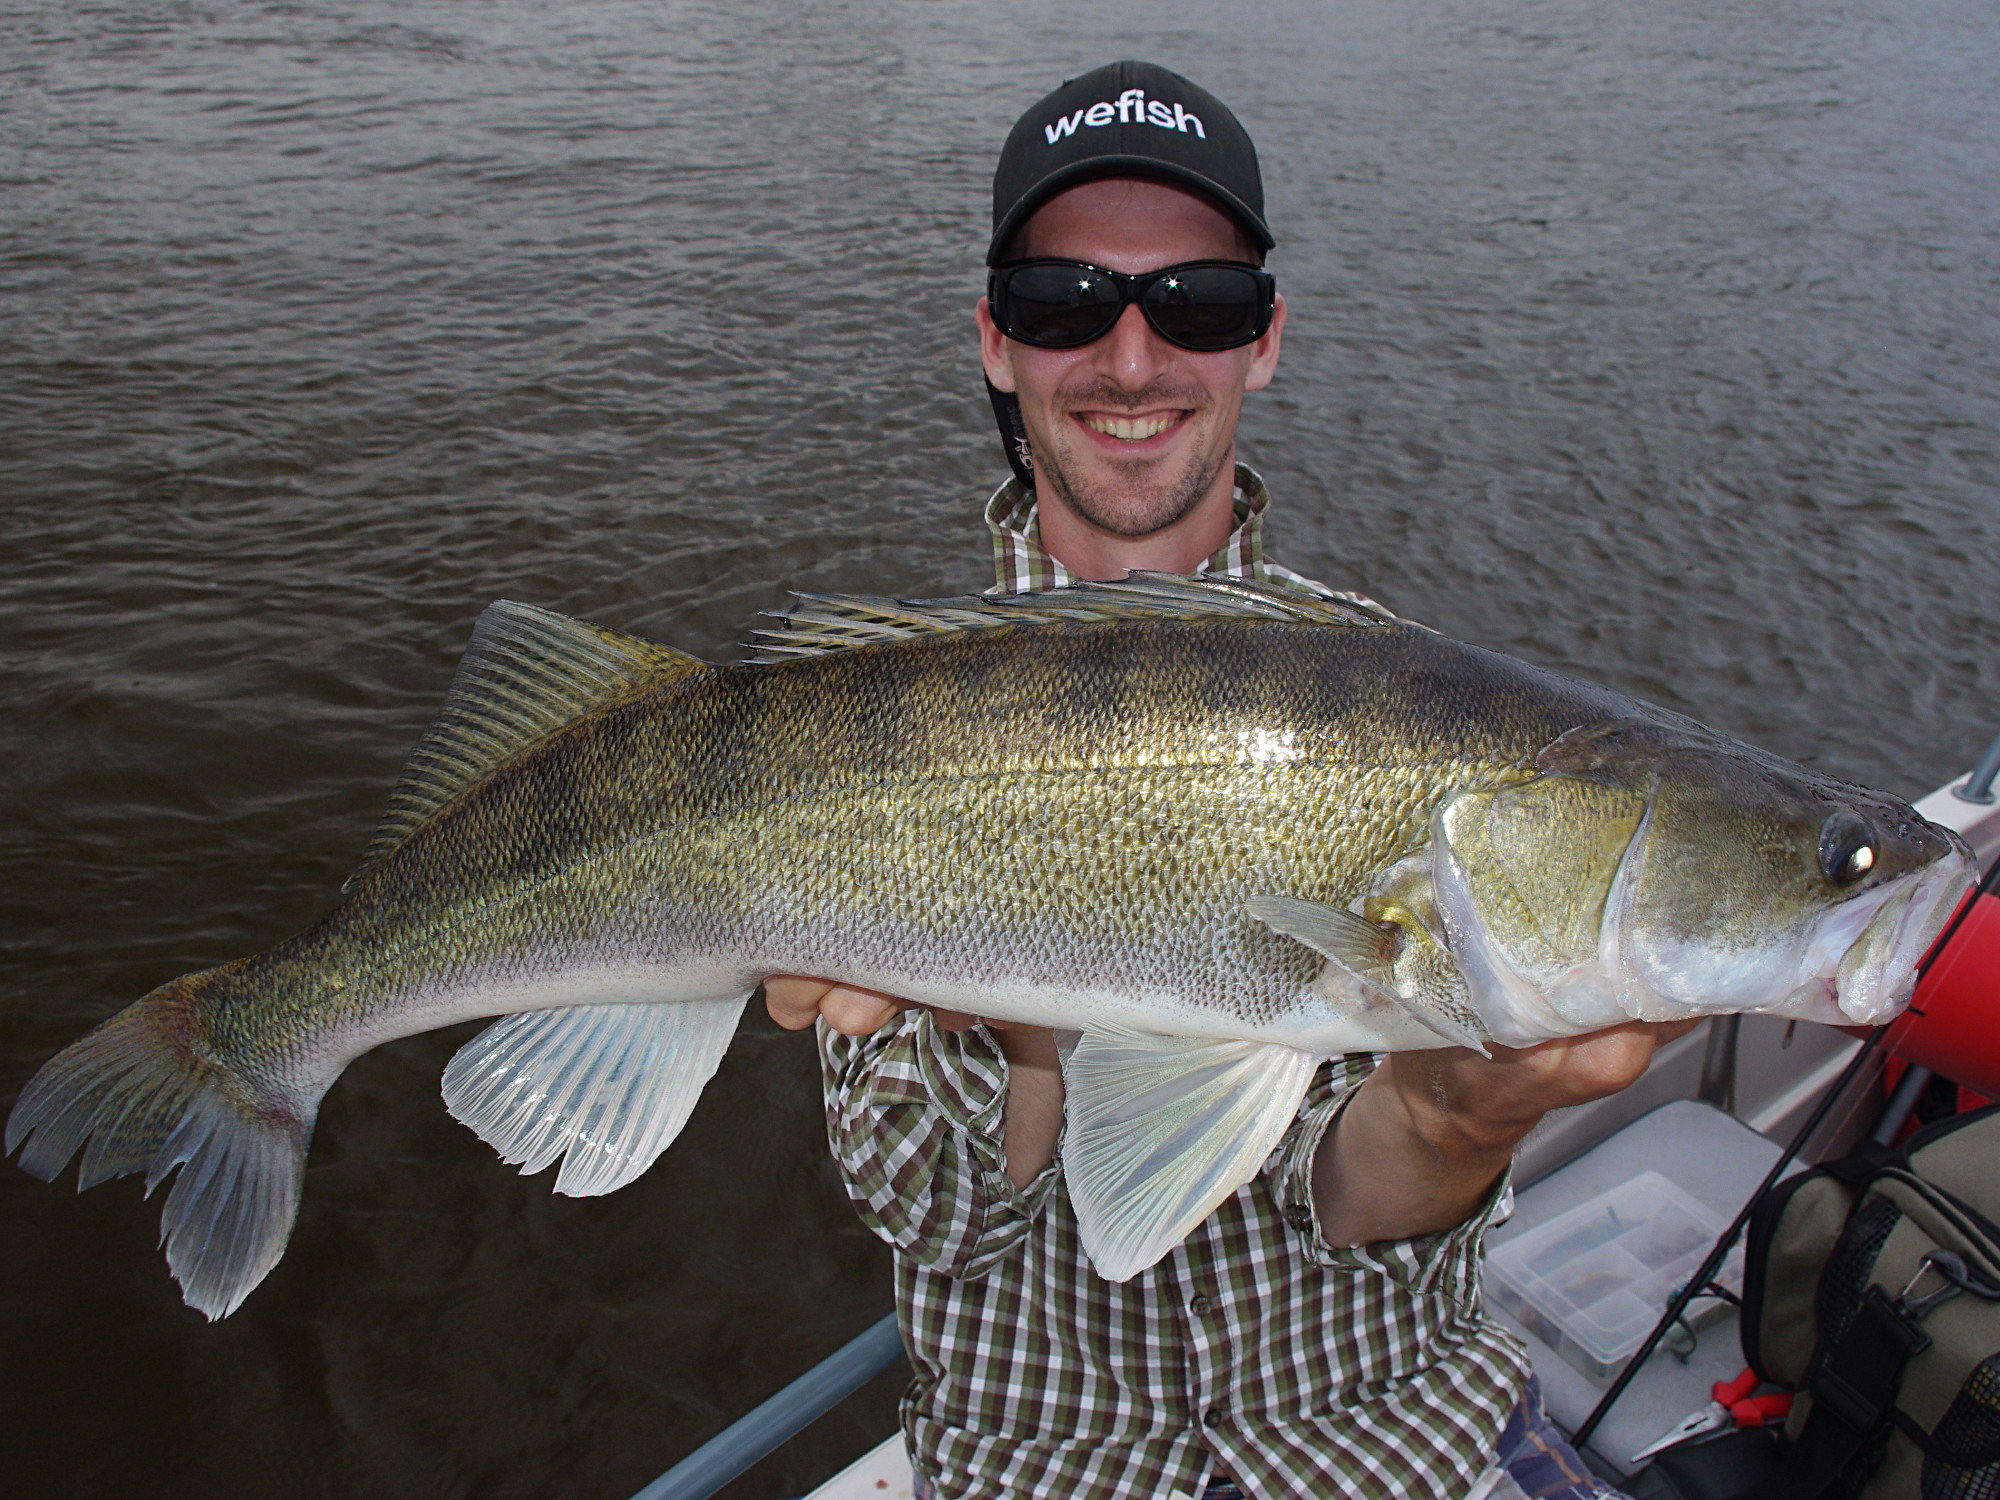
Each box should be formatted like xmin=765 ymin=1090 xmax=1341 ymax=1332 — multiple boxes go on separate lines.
xmin=1819 ymin=812 xmax=1877 ymax=885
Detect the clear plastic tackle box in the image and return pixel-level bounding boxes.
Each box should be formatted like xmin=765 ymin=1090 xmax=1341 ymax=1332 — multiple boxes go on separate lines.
xmin=1484 ymin=1171 xmax=1744 ymax=1383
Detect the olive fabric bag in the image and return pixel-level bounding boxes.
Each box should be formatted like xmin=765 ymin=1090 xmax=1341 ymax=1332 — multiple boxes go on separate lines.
xmin=1731 ymin=1102 xmax=2000 ymax=1499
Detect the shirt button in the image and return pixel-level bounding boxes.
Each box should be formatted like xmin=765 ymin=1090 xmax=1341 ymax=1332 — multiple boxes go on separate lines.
xmin=1284 ymin=1202 xmax=1314 ymax=1233
xmin=1189 ymin=1294 xmax=1211 ymax=1316
xmin=1204 ymin=1406 xmax=1226 ymax=1427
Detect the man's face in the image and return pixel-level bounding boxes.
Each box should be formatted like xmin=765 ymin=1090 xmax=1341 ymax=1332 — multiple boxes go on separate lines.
xmin=977 ymin=178 xmax=1286 ymax=539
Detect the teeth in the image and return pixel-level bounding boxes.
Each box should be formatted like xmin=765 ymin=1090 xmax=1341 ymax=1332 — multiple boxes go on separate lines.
xmin=1081 ymin=413 xmax=1176 ymax=441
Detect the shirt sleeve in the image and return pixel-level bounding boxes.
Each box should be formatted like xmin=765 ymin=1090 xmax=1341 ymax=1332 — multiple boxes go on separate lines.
xmin=818 ymin=1010 xmax=1060 ymax=1280
xmin=1264 ymin=1054 xmax=1514 ymax=1306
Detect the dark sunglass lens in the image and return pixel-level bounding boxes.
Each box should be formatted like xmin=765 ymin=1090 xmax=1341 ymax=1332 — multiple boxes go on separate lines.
xmin=1001 ymin=264 xmax=1123 ymax=346
xmin=1143 ymin=265 xmax=1265 ymax=349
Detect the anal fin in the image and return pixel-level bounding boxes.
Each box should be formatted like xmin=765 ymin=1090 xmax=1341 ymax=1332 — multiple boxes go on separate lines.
xmin=441 ymin=995 xmax=748 ymax=1196
xmin=1060 ymin=1026 xmax=1318 ymax=1281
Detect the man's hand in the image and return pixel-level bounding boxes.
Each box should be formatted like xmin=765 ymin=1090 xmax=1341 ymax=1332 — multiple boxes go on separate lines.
xmin=1312 ymin=1018 xmax=1702 ymax=1249
xmin=764 ymin=975 xmax=979 ymax=1035
xmin=764 ymin=976 xmax=1063 ymax=1188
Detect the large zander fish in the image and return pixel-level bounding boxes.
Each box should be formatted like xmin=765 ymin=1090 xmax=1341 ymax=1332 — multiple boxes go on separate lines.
xmin=6 ymin=576 xmax=1974 ymax=1316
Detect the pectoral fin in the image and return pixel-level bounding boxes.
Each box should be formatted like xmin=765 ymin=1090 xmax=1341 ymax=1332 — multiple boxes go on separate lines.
xmin=441 ymin=994 xmax=749 ymax=1196
xmin=1059 ymin=1026 xmax=1318 ymax=1282
xmin=1246 ymin=894 xmax=1492 ymax=1056
xmin=1247 ymin=895 xmax=1400 ymax=989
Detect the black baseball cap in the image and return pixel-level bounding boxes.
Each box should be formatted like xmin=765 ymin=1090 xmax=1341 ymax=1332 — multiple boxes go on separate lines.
xmin=988 ymin=60 xmax=1274 ymax=266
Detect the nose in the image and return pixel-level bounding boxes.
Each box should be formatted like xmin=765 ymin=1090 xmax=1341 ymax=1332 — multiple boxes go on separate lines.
xmin=1091 ymin=299 xmax=1176 ymax=389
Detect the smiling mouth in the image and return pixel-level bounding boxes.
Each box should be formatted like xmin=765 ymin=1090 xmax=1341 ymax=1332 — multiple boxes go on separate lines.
xmin=1077 ymin=411 xmax=1185 ymax=442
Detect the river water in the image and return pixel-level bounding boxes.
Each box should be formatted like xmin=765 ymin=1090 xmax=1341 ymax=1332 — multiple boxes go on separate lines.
xmin=2 ymin=2 xmax=1996 ymax=1496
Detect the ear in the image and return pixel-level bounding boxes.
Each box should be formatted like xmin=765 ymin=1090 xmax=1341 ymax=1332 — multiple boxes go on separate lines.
xmin=1242 ymin=290 xmax=1286 ymax=393
xmin=975 ymin=295 xmax=1018 ymax=393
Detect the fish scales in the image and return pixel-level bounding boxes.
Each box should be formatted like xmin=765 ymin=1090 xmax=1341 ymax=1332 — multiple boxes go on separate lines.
xmin=7 ymin=577 xmax=1972 ymax=1312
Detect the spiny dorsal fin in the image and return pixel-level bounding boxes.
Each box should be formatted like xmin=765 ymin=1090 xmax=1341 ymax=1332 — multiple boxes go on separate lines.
xmin=346 ymin=602 xmax=709 ymax=887
xmin=745 ymin=571 xmax=1393 ymax=663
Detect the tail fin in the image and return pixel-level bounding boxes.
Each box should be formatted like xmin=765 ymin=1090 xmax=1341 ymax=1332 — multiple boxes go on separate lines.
xmin=6 ymin=974 xmax=311 ymax=1320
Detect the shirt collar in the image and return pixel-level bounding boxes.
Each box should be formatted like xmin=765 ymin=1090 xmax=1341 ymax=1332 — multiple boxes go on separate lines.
xmin=984 ymin=463 xmax=1283 ymax=596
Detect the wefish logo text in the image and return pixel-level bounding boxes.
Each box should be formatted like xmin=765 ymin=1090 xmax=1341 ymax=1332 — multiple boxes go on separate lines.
xmin=1045 ymin=88 xmax=1205 ymax=145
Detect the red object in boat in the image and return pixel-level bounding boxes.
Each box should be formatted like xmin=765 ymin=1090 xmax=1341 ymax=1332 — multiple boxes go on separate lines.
xmin=1890 ymin=889 xmax=2000 ymax=1103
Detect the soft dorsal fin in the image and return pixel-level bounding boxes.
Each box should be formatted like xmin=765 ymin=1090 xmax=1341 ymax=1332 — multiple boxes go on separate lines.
xmin=347 ymin=601 xmax=709 ymax=887
xmin=745 ymin=571 xmax=1393 ymax=662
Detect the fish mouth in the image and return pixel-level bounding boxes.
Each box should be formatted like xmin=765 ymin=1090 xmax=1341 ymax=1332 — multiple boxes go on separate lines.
xmin=1825 ymin=830 xmax=1976 ymax=1022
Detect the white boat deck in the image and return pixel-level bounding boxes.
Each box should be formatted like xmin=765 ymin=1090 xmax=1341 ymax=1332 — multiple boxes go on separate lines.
xmin=807 ymin=1437 xmax=914 ymax=1500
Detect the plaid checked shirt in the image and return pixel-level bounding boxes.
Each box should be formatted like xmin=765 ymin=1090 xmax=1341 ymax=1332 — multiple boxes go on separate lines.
xmin=818 ymin=470 xmax=1534 ymax=1498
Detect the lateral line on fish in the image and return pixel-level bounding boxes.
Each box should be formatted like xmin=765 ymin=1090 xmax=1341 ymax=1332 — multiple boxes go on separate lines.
xmin=326 ymin=758 xmax=1435 ymax=999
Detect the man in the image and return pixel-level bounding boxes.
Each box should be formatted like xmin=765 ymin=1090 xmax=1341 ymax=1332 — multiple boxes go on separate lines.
xmin=768 ymin=62 xmax=1688 ymax=1499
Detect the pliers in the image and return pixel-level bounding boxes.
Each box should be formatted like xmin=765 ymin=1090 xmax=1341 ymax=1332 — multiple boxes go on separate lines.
xmin=1628 ymin=1368 xmax=1794 ymax=1464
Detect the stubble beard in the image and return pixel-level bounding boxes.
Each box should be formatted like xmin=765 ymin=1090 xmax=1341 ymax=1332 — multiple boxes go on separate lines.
xmin=1035 ymin=382 xmax=1230 ymax=540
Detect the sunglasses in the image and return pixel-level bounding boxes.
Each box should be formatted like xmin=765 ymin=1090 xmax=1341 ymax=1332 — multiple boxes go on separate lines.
xmin=988 ymin=259 xmax=1277 ymax=352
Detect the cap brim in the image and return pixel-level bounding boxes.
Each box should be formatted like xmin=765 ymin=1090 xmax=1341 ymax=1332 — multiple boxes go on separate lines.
xmin=986 ymin=157 xmax=1276 ymax=265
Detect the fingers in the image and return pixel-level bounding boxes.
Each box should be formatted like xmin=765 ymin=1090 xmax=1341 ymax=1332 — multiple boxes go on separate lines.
xmin=1524 ymin=1016 xmax=1698 ymax=1102
xmin=1390 ymin=1018 xmax=1684 ymax=1148
xmin=821 ymin=985 xmax=908 ymax=1036
xmin=763 ymin=975 xmax=837 ymax=1030
xmin=762 ymin=976 xmax=915 ymax=1036
xmin=1477 ymin=1021 xmax=1652 ymax=1089
xmin=1536 ymin=1021 xmax=1664 ymax=1104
